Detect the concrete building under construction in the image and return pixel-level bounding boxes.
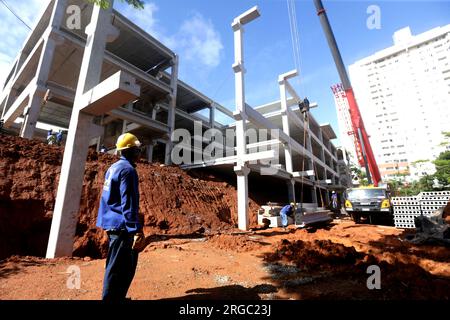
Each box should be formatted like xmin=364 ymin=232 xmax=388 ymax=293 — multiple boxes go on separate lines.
xmin=0 ymin=0 xmax=351 ymax=256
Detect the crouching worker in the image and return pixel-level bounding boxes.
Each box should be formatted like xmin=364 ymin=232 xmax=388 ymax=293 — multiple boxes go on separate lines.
xmin=97 ymin=133 xmax=147 ymax=301
xmin=280 ymin=202 xmax=296 ymax=228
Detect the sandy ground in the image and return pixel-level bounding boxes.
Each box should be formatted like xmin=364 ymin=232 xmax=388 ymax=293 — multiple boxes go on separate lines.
xmin=1 ymin=218 xmax=449 ymax=300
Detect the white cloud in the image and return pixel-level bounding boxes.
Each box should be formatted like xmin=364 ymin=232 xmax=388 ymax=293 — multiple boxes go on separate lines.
xmin=116 ymin=5 xmax=223 ymax=69
xmin=166 ymin=13 xmax=224 ymax=68
xmin=117 ymin=2 xmax=160 ymax=38
xmin=117 ymin=6 xmax=224 ymax=83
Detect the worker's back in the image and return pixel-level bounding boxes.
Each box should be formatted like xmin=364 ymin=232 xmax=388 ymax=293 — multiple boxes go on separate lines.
xmin=97 ymin=157 xmax=140 ymax=233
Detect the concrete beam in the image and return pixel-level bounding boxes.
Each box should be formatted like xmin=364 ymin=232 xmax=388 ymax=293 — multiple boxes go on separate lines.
xmin=104 ymin=51 xmax=171 ymax=94
xmin=52 ymin=28 xmax=171 ymax=94
xmin=109 ymin=107 xmax=169 ymax=133
xmin=212 ymin=102 xmax=234 ymax=119
xmin=293 ymin=170 xmax=315 ymax=177
xmin=80 ymin=71 xmax=140 ymax=115
xmin=2 ymin=80 xmax=46 ymax=126
xmin=112 ymin=11 xmax=175 ymax=60
xmin=0 ymin=38 xmax=45 ymax=106
xmin=278 ymin=69 xmax=298 ymax=83
xmin=284 ymin=81 xmax=301 ymax=103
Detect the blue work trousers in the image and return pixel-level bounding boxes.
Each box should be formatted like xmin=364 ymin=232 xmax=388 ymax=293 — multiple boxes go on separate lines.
xmin=102 ymin=231 xmax=138 ymax=301
xmin=280 ymin=211 xmax=292 ymax=227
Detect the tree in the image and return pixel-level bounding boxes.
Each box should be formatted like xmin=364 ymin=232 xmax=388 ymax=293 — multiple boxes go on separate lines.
xmin=350 ymin=165 xmax=369 ymax=186
xmin=433 ymin=150 xmax=450 ymax=188
xmin=439 ymin=131 xmax=450 ymax=147
xmin=87 ymin=0 xmax=144 ymax=9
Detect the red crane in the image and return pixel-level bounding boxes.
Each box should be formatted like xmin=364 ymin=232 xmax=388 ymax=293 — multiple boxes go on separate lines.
xmin=313 ymin=0 xmax=381 ymax=186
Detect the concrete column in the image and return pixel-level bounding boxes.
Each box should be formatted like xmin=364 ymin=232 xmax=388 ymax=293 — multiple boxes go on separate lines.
xmin=165 ymin=55 xmax=179 ymax=165
xmin=21 ymin=38 xmax=56 ymax=139
xmin=146 ymin=142 xmax=155 ymax=162
xmin=279 ymin=81 xmax=293 ymax=173
xmin=209 ymin=104 xmax=216 ymax=128
xmin=305 ymin=122 xmax=318 ymax=205
xmin=318 ymin=131 xmax=326 ymax=163
xmin=236 ymin=166 xmax=250 ymax=230
xmin=46 ymin=2 xmax=115 ymax=258
xmin=233 ymin=17 xmax=250 ymax=231
xmin=151 ymin=106 xmax=158 ymax=120
xmin=287 ymin=179 xmax=296 ymax=203
xmin=21 ymin=0 xmax=67 ymax=139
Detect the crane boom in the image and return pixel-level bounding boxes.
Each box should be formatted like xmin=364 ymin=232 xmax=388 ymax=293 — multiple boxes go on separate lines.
xmin=313 ymin=0 xmax=381 ymax=186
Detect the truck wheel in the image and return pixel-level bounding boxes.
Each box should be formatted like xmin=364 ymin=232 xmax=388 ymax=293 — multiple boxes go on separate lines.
xmin=352 ymin=213 xmax=361 ymax=224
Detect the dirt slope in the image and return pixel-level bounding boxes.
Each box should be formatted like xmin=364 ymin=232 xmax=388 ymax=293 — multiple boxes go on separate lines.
xmin=0 ymin=135 xmax=259 ymax=260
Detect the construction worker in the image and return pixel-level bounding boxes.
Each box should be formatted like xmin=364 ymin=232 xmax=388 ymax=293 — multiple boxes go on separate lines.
xmin=97 ymin=132 xmax=146 ymax=301
xmin=47 ymin=129 xmax=56 ymax=145
xmin=56 ymin=130 xmax=63 ymax=146
xmin=331 ymin=191 xmax=338 ymax=210
xmin=280 ymin=202 xmax=296 ymax=228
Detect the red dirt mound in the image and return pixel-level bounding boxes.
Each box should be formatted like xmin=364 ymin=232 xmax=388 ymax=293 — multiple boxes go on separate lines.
xmin=265 ymin=239 xmax=363 ymax=271
xmin=0 ymin=135 xmax=260 ymax=260
xmin=264 ymin=238 xmax=450 ymax=299
xmin=206 ymin=234 xmax=266 ymax=252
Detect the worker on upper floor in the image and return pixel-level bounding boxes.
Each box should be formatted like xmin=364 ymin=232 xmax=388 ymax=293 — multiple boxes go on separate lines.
xmin=96 ymin=132 xmax=146 ymax=301
xmin=56 ymin=130 xmax=63 ymax=146
xmin=47 ymin=129 xmax=56 ymax=145
xmin=280 ymin=202 xmax=296 ymax=229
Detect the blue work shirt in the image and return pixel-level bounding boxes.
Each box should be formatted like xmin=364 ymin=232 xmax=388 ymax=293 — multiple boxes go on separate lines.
xmin=97 ymin=156 xmax=141 ymax=233
xmin=280 ymin=205 xmax=293 ymax=216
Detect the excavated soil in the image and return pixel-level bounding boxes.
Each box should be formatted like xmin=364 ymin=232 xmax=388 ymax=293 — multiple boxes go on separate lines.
xmin=0 ymin=135 xmax=260 ymax=260
xmin=1 ymin=135 xmax=449 ymax=300
xmin=0 ymin=220 xmax=449 ymax=300
xmin=206 ymin=234 xmax=268 ymax=252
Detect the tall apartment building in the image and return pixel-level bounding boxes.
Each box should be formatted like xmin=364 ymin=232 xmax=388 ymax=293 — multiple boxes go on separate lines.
xmin=346 ymin=25 xmax=450 ymax=182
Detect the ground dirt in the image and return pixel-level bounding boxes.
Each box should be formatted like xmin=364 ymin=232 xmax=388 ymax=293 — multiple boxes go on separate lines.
xmin=1 ymin=219 xmax=449 ymax=300
xmin=0 ymin=135 xmax=449 ymax=300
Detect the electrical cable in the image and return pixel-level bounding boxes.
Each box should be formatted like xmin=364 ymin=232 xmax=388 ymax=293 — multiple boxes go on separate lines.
xmin=0 ymin=0 xmax=31 ymax=30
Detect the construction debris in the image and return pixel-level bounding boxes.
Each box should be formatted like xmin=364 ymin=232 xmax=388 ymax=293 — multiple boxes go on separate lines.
xmin=406 ymin=208 xmax=450 ymax=246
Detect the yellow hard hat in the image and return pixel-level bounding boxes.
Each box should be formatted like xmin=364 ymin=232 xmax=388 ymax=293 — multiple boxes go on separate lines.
xmin=290 ymin=202 xmax=296 ymax=207
xmin=116 ymin=133 xmax=141 ymax=151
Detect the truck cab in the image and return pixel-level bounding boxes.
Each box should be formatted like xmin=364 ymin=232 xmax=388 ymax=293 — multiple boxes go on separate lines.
xmin=344 ymin=186 xmax=393 ymax=224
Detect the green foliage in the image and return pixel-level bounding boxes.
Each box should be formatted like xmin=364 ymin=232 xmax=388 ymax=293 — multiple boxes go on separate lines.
xmin=86 ymin=0 xmax=145 ymax=10
xmin=433 ymin=151 xmax=450 ymax=187
xmin=411 ymin=159 xmax=429 ymax=165
xmin=439 ymin=131 xmax=450 ymax=147
xmin=387 ymin=174 xmax=435 ymax=196
xmin=350 ymin=166 xmax=369 ymax=186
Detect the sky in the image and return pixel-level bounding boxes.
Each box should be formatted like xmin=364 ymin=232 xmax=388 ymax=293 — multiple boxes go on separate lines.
xmin=1 ymin=0 xmax=449 ymax=145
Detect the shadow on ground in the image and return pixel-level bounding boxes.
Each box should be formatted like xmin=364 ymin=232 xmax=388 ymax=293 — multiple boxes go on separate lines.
xmin=160 ymin=284 xmax=278 ymax=300
xmin=257 ymin=235 xmax=450 ymax=300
